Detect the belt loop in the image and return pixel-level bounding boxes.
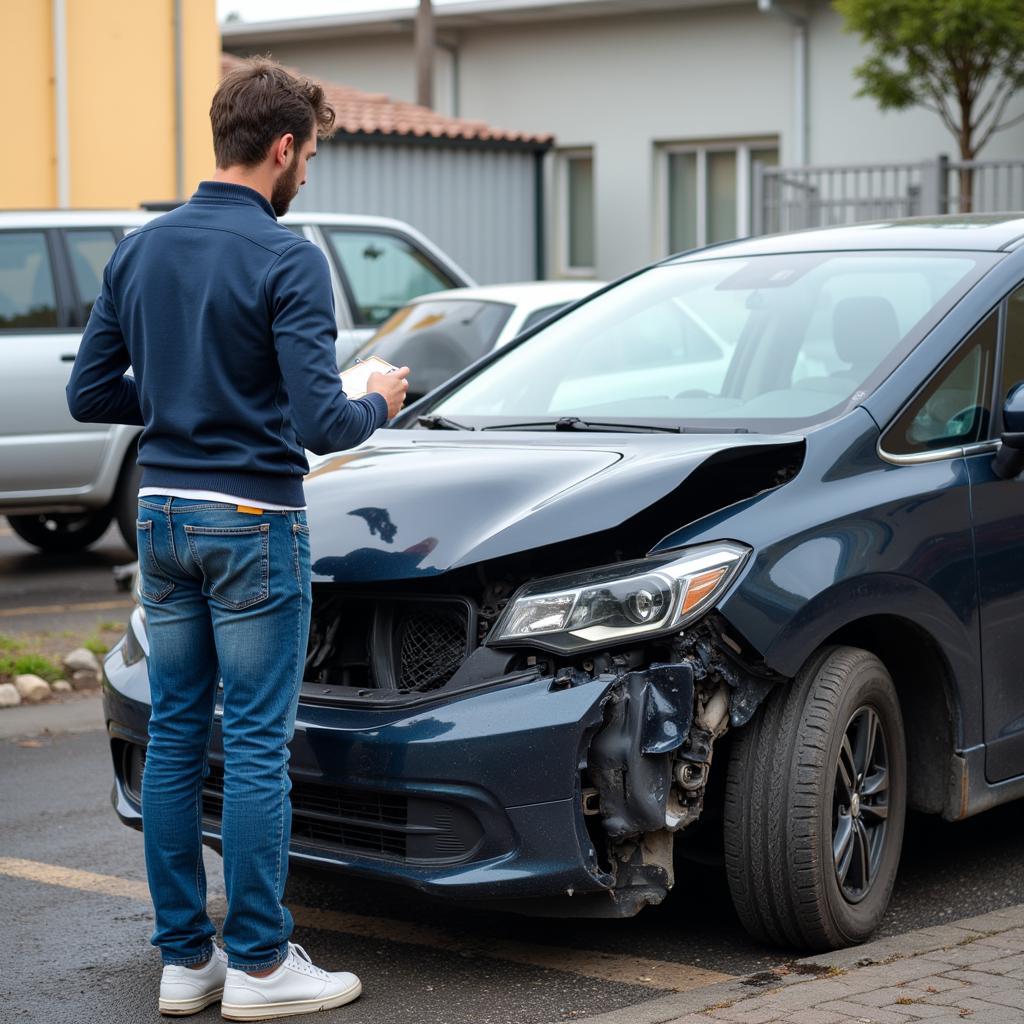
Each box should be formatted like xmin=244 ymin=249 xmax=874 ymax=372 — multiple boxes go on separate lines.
xmin=164 ymin=495 xmax=173 ymax=514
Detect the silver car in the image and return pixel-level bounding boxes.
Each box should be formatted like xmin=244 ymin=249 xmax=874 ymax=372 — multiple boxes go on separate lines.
xmin=0 ymin=209 xmax=473 ymax=552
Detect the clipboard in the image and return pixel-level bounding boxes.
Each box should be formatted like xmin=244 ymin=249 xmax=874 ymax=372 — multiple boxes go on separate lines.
xmin=340 ymin=355 xmax=398 ymax=398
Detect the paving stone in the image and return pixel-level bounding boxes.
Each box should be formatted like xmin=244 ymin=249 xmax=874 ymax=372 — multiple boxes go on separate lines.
xmin=849 ymin=987 xmax=924 ymax=1008
xmin=816 ymin=1000 xmax=916 ymax=1022
xmin=901 ymin=977 xmax=968 ymax=994
xmin=708 ymin=1005 xmax=789 ymax=1023
xmin=783 ymin=1010 xmax=850 ymax=1024
xmin=940 ymin=970 xmax=1021 ymax=988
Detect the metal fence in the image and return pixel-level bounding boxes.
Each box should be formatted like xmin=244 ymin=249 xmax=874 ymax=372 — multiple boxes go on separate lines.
xmin=754 ymin=155 xmax=1024 ymax=235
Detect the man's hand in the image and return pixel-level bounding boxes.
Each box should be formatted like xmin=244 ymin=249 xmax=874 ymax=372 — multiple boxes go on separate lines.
xmin=366 ymin=366 xmax=411 ymax=420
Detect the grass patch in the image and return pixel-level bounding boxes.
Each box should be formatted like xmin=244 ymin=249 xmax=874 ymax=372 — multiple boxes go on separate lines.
xmin=99 ymin=620 xmax=123 ymax=632
xmin=0 ymin=634 xmax=24 ymax=653
xmin=84 ymin=636 xmax=109 ymax=657
xmin=0 ymin=652 xmax=62 ymax=683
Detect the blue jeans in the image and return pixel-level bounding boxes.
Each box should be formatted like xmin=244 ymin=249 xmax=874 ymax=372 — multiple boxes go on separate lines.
xmin=136 ymin=496 xmax=311 ymax=972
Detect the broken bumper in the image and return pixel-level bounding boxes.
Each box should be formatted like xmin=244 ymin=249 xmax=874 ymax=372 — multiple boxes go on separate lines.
xmin=102 ymin=634 xmax=622 ymax=906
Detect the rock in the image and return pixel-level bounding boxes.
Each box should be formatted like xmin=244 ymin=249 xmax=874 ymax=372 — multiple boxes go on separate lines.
xmin=51 ymin=680 xmax=72 ymax=694
xmin=14 ymin=674 xmax=51 ymax=703
xmin=0 ymin=683 xmax=21 ymax=708
xmin=63 ymin=647 xmax=102 ymax=675
xmin=70 ymin=669 xmax=100 ymax=691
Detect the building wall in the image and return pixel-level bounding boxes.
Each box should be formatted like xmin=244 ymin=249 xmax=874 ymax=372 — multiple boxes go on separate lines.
xmin=1 ymin=0 xmax=220 ymax=210
xmin=293 ymin=141 xmax=539 ymax=284
xmin=228 ymin=0 xmax=1024 ymax=280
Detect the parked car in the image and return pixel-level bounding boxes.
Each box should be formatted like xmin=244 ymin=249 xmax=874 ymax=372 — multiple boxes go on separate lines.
xmin=105 ymin=215 xmax=1024 ymax=951
xmin=0 ymin=209 xmax=471 ymax=552
xmin=356 ymin=282 xmax=604 ymax=402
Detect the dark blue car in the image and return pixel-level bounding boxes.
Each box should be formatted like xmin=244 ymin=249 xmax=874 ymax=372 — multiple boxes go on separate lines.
xmin=104 ymin=215 xmax=1024 ymax=951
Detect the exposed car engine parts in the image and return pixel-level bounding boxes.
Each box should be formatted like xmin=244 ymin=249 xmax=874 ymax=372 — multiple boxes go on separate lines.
xmin=583 ymin=621 xmax=781 ymax=914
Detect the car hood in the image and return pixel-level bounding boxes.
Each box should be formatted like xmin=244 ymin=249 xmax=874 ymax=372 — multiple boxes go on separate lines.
xmin=303 ymin=428 xmax=802 ymax=583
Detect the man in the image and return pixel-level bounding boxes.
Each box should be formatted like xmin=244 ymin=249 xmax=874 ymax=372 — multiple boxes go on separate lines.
xmin=67 ymin=58 xmax=408 ymax=1020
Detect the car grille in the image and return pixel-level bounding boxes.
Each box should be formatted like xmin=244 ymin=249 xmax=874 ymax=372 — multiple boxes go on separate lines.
xmin=119 ymin=742 xmax=483 ymax=864
xmin=397 ymin=607 xmax=468 ymax=691
xmin=305 ymin=593 xmax=475 ymax=694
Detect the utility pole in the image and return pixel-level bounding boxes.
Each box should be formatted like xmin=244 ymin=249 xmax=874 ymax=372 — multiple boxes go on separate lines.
xmin=415 ymin=0 xmax=434 ymax=109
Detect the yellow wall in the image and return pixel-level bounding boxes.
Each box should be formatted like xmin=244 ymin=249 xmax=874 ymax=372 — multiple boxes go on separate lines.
xmin=1 ymin=3 xmax=56 ymax=207
xmin=0 ymin=0 xmax=218 ymax=210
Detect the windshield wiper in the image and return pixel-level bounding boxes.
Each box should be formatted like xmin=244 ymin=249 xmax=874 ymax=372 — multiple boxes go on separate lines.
xmin=481 ymin=417 xmax=682 ymax=434
xmin=416 ymin=414 xmax=475 ymax=430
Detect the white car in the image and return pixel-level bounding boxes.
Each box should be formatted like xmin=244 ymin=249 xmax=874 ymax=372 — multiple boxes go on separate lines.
xmin=357 ymin=281 xmax=606 ymax=402
xmin=0 ymin=209 xmax=472 ymax=552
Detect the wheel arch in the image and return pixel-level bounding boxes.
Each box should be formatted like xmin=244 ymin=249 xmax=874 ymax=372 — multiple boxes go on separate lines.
xmin=817 ymin=616 xmax=959 ymax=817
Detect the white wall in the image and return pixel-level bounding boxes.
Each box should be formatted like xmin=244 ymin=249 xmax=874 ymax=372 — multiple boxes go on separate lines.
xmin=807 ymin=4 xmax=1024 ymax=166
xmin=228 ymin=0 xmax=1024 ymax=281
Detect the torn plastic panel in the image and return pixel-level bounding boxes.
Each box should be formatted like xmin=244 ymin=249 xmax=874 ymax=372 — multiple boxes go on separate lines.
xmin=579 ymin=620 xmax=783 ymax=916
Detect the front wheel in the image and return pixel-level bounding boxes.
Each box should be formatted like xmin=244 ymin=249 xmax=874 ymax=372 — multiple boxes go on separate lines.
xmin=723 ymin=646 xmax=906 ymax=950
xmin=7 ymin=509 xmax=114 ymax=552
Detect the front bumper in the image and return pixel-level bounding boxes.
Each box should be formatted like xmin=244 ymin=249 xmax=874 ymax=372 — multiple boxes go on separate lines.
xmin=102 ymin=628 xmax=619 ymax=907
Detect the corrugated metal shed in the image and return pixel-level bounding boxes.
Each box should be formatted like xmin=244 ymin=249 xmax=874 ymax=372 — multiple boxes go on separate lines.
xmin=292 ymin=140 xmax=542 ymax=284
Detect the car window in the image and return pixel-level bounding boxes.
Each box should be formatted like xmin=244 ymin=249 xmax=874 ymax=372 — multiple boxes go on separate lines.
xmin=0 ymin=232 xmax=58 ymax=330
xmin=325 ymin=230 xmax=457 ymax=328
xmin=520 ymin=303 xmax=570 ymax=334
xmin=1000 ymin=283 xmax=1024 ymax=404
xmin=432 ymin=252 xmax=986 ymax=432
xmin=65 ymin=229 xmax=117 ymax=321
xmin=883 ymin=311 xmax=998 ymax=456
xmin=359 ymin=299 xmax=514 ymax=396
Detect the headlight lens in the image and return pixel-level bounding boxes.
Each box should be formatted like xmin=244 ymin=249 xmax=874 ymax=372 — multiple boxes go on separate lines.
xmin=489 ymin=541 xmax=749 ymax=654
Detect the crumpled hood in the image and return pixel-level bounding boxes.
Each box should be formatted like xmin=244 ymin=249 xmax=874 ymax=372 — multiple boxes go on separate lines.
xmin=303 ymin=428 xmax=799 ymax=582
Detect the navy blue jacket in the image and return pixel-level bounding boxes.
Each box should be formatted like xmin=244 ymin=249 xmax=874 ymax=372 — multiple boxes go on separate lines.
xmin=66 ymin=181 xmax=388 ymax=507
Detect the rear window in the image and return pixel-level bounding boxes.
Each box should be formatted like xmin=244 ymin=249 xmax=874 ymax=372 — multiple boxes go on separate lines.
xmin=0 ymin=232 xmax=58 ymax=330
xmin=361 ymin=299 xmax=514 ymax=395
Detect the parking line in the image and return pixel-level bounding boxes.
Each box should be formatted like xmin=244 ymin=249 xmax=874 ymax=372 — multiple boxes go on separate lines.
xmin=0 ymin=857 xmax=731 ymax=992
xmin=0 ymin=598 xmax=132 ymax=618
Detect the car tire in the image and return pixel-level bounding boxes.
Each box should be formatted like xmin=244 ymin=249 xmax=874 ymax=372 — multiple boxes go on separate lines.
xmin=7 ymin=509 xmax=114 ymax=553
xmin=723 ymin=645 xmax=906 ymax=950
xmin=113 ymin=443 xmax=142 ymax=554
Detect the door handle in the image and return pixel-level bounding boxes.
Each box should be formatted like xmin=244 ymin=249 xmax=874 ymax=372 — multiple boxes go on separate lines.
xmin=60 ymin=353 xmax=76 ymax=362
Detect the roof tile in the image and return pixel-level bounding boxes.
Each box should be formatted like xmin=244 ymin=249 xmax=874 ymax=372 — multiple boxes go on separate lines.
xmin=221 ymin=53 xmax=552 ymax=145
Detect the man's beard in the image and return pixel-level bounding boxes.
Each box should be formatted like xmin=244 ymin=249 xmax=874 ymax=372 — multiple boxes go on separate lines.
xmin=270 ymin=152 xmax=301 ymax=217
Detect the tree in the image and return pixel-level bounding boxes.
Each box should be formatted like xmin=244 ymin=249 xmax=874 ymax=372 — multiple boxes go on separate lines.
xmin=834 ymin=0 xmax=1024 ymax=212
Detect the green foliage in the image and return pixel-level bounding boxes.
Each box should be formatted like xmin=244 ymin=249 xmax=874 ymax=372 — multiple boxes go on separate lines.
xmin=84 ymin=636 xmax=108 ymax=657
xmin=0 ymin=634 xmax=23 ymax=653
xmin=834 ymin=0 xmax=1024 ymax=158
xmin=0 ymin=652 xmax=62 ymax=683
xmin=99 ymin=620 xmax=123 ymax=632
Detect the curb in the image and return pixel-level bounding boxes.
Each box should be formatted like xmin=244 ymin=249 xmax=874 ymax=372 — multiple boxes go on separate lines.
xmin=565 ymin=902 xmax=1024 ymax=1024
xmin=0 ymin=691 xmax=104 ymax=740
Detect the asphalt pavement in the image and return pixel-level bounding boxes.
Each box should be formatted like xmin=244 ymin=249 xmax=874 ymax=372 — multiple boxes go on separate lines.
xmin=4 ymin=521 xmax=1024 ymax=1023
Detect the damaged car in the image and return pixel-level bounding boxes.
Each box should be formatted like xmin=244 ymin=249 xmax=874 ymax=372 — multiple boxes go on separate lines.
xmin=103 ymin=214 xmax=1024 ymax=951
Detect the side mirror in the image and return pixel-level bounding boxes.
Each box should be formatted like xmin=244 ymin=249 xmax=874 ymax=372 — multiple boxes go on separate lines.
xmin=993 ymin=382 xmax=1024 ymax=479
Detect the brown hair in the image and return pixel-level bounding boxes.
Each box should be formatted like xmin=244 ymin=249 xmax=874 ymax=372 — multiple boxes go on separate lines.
xmin=211 ymin=57 xmax=336 ymax=168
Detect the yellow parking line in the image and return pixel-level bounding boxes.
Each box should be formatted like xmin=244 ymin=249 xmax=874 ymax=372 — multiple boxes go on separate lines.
xmin=0 ymin=857 xmax=731 ymax=992
xmin=0 ymin=598 xmax=132 ymax=618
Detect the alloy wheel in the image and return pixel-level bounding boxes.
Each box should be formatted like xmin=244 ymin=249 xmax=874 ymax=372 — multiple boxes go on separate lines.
xmin=832 ymin=705 xmax=890 ymax=904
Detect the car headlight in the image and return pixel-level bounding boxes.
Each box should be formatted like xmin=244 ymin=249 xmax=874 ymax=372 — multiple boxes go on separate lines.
xmin=488 ymin=541 xmax=749 ymax=654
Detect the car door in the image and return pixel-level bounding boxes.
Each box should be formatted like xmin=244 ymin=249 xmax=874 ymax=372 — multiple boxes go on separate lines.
xmin=318 ymin=227 xmax=460 ymax=369
xmin=0 ymin=228 xmax=105 ymax=500
xmin=965 ymin=280 xmax=1024 ymax=782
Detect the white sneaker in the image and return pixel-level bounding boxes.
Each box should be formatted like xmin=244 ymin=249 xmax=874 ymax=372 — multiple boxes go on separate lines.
xmin=220 ymin=943 xmax=361 ymax=1021
xmin=160 ymin=945 xmax=229 ymax=1016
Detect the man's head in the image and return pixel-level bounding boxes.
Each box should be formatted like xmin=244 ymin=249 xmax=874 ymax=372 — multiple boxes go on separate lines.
xmin=210 ymin=57 xmax=335 ymax=216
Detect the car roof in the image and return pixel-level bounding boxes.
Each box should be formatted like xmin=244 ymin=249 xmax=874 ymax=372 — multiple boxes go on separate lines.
xmin=403 ymin=281 xmax=606 ymax=307
xmin=669 ymin=214 xmax=1024 ymax=261
xmin=0 ymin=209 xmax=440 ymax=232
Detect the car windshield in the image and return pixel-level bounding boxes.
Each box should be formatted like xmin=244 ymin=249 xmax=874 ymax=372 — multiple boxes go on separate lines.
xmin=427 ymin=252 xmax=988 ymax=432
